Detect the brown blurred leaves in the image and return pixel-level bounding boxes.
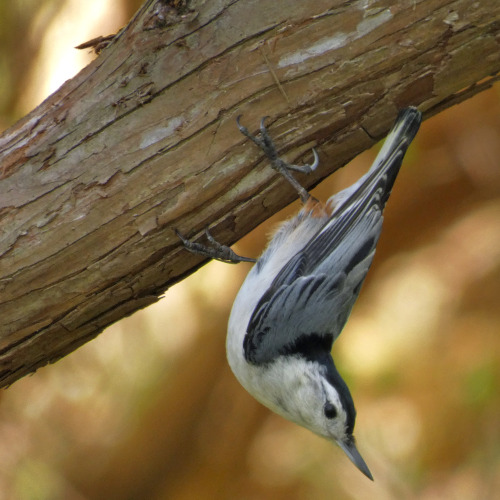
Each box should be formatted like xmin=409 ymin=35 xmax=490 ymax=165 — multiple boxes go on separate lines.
xmin=1 ymin=1 xmax=500 ymax=499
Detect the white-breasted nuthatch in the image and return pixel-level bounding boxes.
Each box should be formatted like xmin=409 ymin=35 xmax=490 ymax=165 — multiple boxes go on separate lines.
xmin=178 ymin=107 xmax=422 ymax=480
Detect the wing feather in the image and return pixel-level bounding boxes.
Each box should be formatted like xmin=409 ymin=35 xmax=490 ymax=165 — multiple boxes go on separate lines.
xmin=244 ymin=108 xmax=421 ymax=365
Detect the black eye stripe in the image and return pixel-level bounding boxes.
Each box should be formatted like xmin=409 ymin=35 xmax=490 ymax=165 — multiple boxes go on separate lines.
xmin=323 ymin=401 xmax=337 ymax=419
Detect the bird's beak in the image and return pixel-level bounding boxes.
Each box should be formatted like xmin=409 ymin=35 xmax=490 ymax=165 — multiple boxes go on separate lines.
xmin=338 ymin=437 xmax=373 ymax=480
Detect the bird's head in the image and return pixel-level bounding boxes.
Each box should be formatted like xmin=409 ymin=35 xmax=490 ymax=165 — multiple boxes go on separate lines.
xmin=263 ymin=355 xmax=373 ymax=480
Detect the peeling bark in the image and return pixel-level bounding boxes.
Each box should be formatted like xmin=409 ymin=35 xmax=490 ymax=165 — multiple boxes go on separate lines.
xmin=0 ymin=0 xmax=499 ymax=387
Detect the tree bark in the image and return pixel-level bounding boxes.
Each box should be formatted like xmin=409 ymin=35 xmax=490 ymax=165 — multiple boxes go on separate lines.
xmin=0 ymin=0 xmax=499 ymax=387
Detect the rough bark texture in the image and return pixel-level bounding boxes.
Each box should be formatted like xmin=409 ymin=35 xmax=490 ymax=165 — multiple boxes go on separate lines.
xmin=0 ymin=0 xmax=499 ymax=387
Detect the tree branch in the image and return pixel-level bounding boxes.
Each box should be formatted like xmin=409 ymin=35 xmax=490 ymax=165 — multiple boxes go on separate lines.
xmin=0 ymin=0 xmax=499 ymax=387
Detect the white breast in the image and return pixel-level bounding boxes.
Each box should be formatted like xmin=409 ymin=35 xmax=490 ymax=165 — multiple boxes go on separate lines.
xmin=226 ymin=209 xmax=328 ymax=400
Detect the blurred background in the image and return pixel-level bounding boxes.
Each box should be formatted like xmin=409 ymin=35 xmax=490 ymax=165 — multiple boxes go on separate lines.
xmin=1 ymin=1 xmax=500 ymax=499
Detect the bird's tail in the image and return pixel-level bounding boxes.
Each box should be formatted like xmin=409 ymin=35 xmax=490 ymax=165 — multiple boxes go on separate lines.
xmin=366 ymin=106 xmax=422 ymax=204
xmin=327 ymin=107 xmax=422 ymax=213
xmin=373 ymin=108 xmax=422 ymax=166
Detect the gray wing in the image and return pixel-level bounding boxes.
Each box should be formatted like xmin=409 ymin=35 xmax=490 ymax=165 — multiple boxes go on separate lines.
xmin=244 ymin=108 xmax=421 ymax=365
xmin=244 ymin=208 xmax=380 ymax=364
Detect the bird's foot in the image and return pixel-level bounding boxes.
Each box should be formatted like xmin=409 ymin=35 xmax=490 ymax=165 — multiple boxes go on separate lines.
xmin=176 ymin=227 xmax=256 ymax=264
xmin=236 ymin=116 xmax=318 ymax=204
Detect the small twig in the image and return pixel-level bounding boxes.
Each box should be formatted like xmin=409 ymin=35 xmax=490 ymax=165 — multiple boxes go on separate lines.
xmin=75 ymin=34 xmax=117 ymax=54
xmin=259 ymin=45 xmax=290 ymax=104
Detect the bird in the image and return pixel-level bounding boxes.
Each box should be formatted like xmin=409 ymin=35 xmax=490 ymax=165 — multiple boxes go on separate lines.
xmin=177 ymin=107 xmax=422 ymax=480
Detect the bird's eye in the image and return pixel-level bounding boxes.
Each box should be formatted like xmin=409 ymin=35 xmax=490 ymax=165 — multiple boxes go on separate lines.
xmin=323 ymin=401 xmax=337 ymax=419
